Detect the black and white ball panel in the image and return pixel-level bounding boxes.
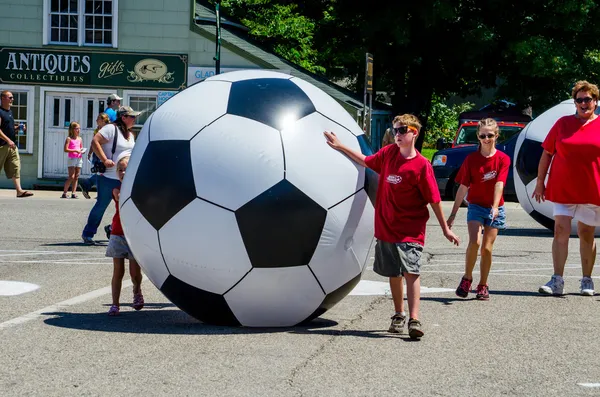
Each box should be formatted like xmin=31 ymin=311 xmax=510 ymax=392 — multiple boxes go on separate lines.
xmin=290 ymin=77 xmax=364 ymax=137
xmin=303 ymin=273 xmax=362 ymax=324
xmin=207 ymin=69 xmax=291 ymax=83
xmin=131 ymin=139 xmax=196 ymax=231
xmin=161 ymin=274 xmax=240 ymax=326
xmin=159 ymin=199 xmax=252 ymax=294
xmin=120 ymin=69 xmax=376 ymax=326
xmin=120 ymin=199 xmax=170 ymax=288
xmin=282 ymin=112 xmax=365 ymax=209
xmin=235 ymin=179 xmax=327 ymax=268
xmin=514 ymin=99 xmax=600 ymax=235
xmin=190 ymin=114 xmax=285 ymax=211
xmin=226 ymin=78 xmax=316 ymax=130
xmin=308 ymin=190 xmax=367 ymax=294
xmin=223 ymin=266 xmax=325 ymax=327
xmin=148 ymin=81 xmax=231 ymax=142
xmin=345 ymin=190 xmax=375 ymax=272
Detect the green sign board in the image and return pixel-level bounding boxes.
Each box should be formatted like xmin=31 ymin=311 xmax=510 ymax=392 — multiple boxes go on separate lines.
xmin=0 ymin=47 xmax=188 ymax=90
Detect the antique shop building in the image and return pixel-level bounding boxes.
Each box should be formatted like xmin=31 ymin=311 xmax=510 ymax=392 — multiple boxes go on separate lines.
xmin=0 ymin=0 xmax=390 ymax=188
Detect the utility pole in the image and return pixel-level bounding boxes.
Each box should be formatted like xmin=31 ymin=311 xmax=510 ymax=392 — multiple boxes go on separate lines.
xmin=214 ymin=0 xmax=222 ymax=75
xmin=363 ymin=53 xmax=374 ymax=140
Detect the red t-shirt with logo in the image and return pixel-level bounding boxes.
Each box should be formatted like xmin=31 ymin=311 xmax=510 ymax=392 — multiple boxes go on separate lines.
xmin=456 ymin=150 xmax=510 ymax=207
xmin=364 ymin=144 xmax=441 ymax=245
xmin=542 ymin=115 xmax=600 ymax=205
xmin=111 ymin=187 xmax=124 ymax=236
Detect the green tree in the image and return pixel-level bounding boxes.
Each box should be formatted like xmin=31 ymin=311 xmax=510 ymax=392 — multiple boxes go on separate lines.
xmin=217 ymin=0 xmax=325 ymax=74
xmin=209 ymin=0 xmax=600 ymax=149
xmin=426 ymin=97 xmax=474 ymax=145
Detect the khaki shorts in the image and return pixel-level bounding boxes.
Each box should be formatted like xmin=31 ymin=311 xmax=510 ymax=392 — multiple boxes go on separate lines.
xmin=0 ymin=144 xmax=20 ymax=179
xmin=373 ymin=240 xmax=423 ymax=277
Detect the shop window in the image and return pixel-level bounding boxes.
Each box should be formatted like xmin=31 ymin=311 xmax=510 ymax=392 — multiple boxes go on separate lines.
xmin=129 ymin=95 xmax=157 ymax=127
xmin=45 ymin=0 xmax=118 ymax=47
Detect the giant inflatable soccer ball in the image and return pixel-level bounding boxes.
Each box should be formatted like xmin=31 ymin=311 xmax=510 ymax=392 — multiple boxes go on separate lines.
xmin=119 ymin=70 xmax=376 ymax=327
xmin=514 ymin=99 xmax=600 ymax=235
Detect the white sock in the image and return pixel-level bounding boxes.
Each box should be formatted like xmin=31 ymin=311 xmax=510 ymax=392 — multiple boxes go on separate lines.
xmin=395 ymin=311 xmax=406 ymax=317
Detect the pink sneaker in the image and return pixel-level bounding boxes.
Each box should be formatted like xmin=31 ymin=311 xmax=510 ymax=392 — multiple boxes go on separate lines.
xmin=455 ymin=277 xmax=472 ymax=298
xmin=476 ymin=284 xmax=490 ymax=300
xmin=133 ymin=292 xmax=144 ymax=311
xmin=107 ymin=305 xmax=120 ymax=316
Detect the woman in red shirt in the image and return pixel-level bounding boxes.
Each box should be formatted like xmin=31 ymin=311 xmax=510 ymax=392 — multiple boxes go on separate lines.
xmin=447 ymin=118 xmax=510 ymax=300
xmin=533 ymin=80 xmax=600 ymax=296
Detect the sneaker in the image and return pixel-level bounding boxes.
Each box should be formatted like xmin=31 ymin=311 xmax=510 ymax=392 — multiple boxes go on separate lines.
xmin=475 ymin=284 xmax=490 ymax=300
xmin=539 ymin=275 xmax=564 ymax=295
xmin=104 ymin=224 xmax=112 ymax=240
xmin=456 ymin=277 xmax=472 ymax=298
xmin=70 ymin=194 xmax=78 ymax=199
xmin=82 ymin=236 xmax=96 ymax=245
xmin=580 ymin=277 xmax=595 ymax=296
xmin=133 ymin=291 xmax=144 ymax=311
xmin=408 ymin=318 xmax=424 ymax=339
xmin=60 ymin=193 xmax=68 ymax=198
xmin=107 ymin=305 xmax=120 ymax=316
xmin=387 ymin=313 xmax=406 ymax=334
xmin=79 ymin=181 xmax=91 ymax=199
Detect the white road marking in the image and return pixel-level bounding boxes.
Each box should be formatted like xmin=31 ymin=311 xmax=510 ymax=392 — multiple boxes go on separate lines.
xmin=0 ymin=252 xmax=107 ymax=257
xmin=0 ymin=281 xmax=40 ymax=296
xmin=0 ymin=250 xmax=106 ymax=255
xmin=420 ymin=270 xmax=598 ymax=279
xmin=0 ymin=281 xmax=132 ymax=330
xmin=578 ymin=383 xmax=600 ymax=388
xmin=0 ymin=259 xmax=111 ymax=264
xmin=350 ymin=280 xmax=454 ymax=296
xmin=429 ymin=259 xmax=564 ymax=266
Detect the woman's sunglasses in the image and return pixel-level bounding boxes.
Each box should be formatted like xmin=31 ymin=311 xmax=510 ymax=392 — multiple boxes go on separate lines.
xmin=575 ymin=97 xmax=594 ymax=104
xmin=479 ymin=133 xmax=496 ymax=139
xmin=393 ymin=125 xmax=418 ymax=135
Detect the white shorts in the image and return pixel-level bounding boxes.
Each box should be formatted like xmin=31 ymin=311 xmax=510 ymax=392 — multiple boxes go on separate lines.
xmin=553 ymin=203 xmax=600 ymax=226
xmin=67 ymin=157 xmax=83 ymax=168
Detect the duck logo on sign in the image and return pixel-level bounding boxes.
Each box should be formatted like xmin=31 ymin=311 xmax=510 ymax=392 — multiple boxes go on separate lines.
xmin=127 ymin=58 xmax=174 ymax=84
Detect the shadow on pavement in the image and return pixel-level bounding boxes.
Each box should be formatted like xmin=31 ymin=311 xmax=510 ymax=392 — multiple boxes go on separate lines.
xmin=421 ymin=289 xmax=568 ymax=305
xmin=42 ymin=307 xmax=345 ymax=335
xmin=41 ymin=241 xmax=108 ymax=247
xmin=498 ymin=228 xmax=553 ymax=237
xmin=42 ymin=307 xmax=412 ymax=338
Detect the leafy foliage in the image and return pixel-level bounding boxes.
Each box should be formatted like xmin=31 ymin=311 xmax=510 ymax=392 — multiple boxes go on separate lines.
xmin=207 ymin=0 xmax=600 ymax=149
xmin=217 ymin=0 xmax=325 ymax=74
xmin=426 ymin=97 xmax=474 ymax=145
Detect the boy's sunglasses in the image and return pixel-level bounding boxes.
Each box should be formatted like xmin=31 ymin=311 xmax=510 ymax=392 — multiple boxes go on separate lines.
xmin=479 ymin=133 xmax=496 ymax=139
xmin=393 ymin=125 xmax=418 ymax=135
xmin=575 ymin=97 xmax=594 ymax=104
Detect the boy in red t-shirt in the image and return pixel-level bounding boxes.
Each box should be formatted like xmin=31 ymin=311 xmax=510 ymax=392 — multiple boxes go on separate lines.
xmin=324 ymin=114 xmax=459 ymax=339
xmin=105 ymin=154 xmax=144 ymax=316
xmin=447 ymin=118 xmax=510 ymax=300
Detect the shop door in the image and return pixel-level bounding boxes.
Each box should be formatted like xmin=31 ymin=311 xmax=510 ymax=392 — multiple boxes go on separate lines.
xmin=44 ymin=93 xmax=107 ymax=178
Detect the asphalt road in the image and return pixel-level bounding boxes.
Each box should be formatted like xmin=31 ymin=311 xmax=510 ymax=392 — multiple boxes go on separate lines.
xmin=0 ymin=189 xmax=599 ymax=396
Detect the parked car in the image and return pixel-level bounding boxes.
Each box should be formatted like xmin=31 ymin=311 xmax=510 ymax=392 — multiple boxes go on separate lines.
xmin=431 ymin=121 xmax=526 ymax=200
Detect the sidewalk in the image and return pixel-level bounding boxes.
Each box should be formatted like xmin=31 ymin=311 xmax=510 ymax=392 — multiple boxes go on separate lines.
xmin=0 ymin=188 xmax=95 ymax=199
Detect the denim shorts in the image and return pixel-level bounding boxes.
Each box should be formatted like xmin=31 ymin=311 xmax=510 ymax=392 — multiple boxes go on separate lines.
xmin=467 ymin=203 xmax=506 ymax=229
xmin=373 ymin=240 xmax=423 ymax=277
xmin=106 ymin=235 xmax=133 ymax=259
xmin=67 ymin=157 xmax=83 ymax=168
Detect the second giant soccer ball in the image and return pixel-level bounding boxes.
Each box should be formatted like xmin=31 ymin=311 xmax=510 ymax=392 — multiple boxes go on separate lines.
xmin=119 ymin=70 xmax=376 ymax=327
xmin=514 ymin=99 xmax=600 ymax=235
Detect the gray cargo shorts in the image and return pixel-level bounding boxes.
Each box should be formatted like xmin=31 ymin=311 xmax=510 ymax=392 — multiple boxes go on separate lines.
xmin=373 ymin=240 xmax=423 ymax=277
